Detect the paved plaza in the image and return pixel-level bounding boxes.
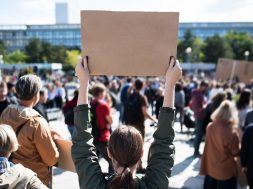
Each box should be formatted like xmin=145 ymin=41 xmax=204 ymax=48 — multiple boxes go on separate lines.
xmin=50 ymin=111 xmax=204 ymax=189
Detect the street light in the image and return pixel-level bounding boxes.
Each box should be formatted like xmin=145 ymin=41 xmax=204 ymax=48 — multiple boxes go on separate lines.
xmin=185 ymin=47 xmax=192 ymax=63
xmin=0 ymin=55 xmax=3 ymax=79
xmin=185 ymin=47 xmax=192 ymax=71
xmin=244 ymin=50 xmax=250 ymax=61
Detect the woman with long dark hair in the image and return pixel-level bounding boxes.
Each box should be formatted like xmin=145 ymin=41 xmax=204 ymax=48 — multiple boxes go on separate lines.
xmin=71 ymin=57 xmax=182 ymax=189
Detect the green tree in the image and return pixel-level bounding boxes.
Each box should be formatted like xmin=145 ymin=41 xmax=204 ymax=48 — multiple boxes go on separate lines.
xmin=25 ymin=38 xmax=43 ymax=63
xmin=177 ymin=30 xmax=203 ymax=62
xmin=225 ymin=32 xmax=253 ymax=61
xmin=66 ymin=50 xmax=80 ymax=68
xmin=5 ymin=50 xmax=27 ymax=63
xmin=191 ymin=38 xmax=205 ymax=62
xmin=25 ymin=39 xmax=67 ymax=63
xmin=202 ymin=35 xmax=233 ymax=63
xmin=47 ymin=45 xmax=67 ymax=63
xmin=0 ymin=40 xmax=6 ymax=56
xmin=41 ymin=41 xmax=52 ymax=63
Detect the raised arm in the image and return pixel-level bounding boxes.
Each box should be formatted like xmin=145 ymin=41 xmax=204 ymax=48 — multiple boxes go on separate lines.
xmin=142 ymin=58 xmax=182 ymax=188
xmin=72 ymin=57 xmax=107 ymax=189
xmin=76 ymin=57 xmax=89 ymax=105
xmin=163 ymin=59 xmax=182 ymax=108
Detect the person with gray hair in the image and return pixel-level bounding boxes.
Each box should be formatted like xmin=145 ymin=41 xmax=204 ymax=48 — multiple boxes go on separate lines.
xmin=0 ymin=124 xmax=48 ymax=189
xmin=15 ymin=74 xmax=42 ymax=102
xmin=0 ymin=74 xmax=59 ymax=187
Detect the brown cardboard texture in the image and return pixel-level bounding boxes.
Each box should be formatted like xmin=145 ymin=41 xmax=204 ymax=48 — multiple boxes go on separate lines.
xmin=81 ymin=11 xmax=179 ymax=76
xmin=55 ymin=139 xmax=76 ymax=172
xmin=216 ymin=58 xmax=253 ymax=83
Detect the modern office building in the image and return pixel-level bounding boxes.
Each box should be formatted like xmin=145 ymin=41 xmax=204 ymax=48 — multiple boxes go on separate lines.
xmin=179 ymin=22 xmax=253 ymax=39
xmin=55 ymin=3 xmax=68 ymax=24
xmin=0 ymin=24 xmax=81 ymax=51
xmin=0 ymin=22 xmax=253 ymax=51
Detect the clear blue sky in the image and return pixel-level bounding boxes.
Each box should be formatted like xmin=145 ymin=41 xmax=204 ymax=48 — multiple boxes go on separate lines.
xmin=0 ymin=0 xmax=252 ymax=25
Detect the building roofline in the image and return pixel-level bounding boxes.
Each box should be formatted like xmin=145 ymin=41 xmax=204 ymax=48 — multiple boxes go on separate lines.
xmin=0 ymin=22 xmax=253 ymax=29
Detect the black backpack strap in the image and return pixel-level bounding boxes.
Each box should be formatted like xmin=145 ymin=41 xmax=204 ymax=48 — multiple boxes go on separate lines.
xmin=15 ymin=120 xmax=29 ymax=136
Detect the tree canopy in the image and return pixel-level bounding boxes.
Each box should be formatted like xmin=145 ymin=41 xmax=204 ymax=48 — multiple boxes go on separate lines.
xmin=1 ymin=32 xmax=253 ymax=67
xmin=177 ymin=30 xmax=253 ymax=63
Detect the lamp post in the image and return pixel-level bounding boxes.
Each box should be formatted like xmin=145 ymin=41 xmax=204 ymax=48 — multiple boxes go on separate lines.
xmin=244 ymin=50 xmax=250 ymax=61
xmin=185 ymin=47 xmax=192 ymax=71
xmin=0 ymin=55 xmax=3 ymax=79
xmin=185 ymin=47 xmax=192 ymax=62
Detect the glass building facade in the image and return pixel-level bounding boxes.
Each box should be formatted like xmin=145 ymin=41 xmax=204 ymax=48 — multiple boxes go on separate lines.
xmin=0 ymin=22 xmax=253 ymax=51
xmin=179 ymin=22 xmax=253 ymax=39
xmin=0 ymin=24 xmax=81 ymax=51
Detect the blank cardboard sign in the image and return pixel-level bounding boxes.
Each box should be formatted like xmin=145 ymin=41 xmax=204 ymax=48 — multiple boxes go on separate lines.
xmin=81 ymin=11 xmax=179 ymax=76
xmin=216 ymin=58 xmax=253 ymax=83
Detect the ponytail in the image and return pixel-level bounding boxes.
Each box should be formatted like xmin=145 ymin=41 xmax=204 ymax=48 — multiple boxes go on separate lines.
xmin=107 ymin=167 xmax=135 ymax=189
xmin=107 ymin=126 xmax=143 ymax=189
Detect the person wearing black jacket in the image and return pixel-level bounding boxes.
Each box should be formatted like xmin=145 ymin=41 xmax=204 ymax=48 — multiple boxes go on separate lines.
xmin=0 ymin=81 xmax=9 ymax=116
xmin=0 ymin=81 xmax=17 ymax=116
xmin=244 ymin=109 xmax=253 ymax=128
xmin=241 ymin=124 xmax=253 ymax=189
xmin=34 ymin=89 xmax=49 ymax=122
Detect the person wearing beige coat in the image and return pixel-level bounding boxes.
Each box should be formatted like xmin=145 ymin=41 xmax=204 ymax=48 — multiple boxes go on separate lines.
xmin=0 ymin=75 xmax=59 ymax=187
xmin=200 ymin=100 xmax=240 ymax=189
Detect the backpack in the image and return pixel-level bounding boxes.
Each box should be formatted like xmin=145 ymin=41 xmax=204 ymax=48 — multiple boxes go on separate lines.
xmin=183 ymin=107 xmax=195 ymax=129
xmin=64 ymin=108 xmax=74 ymax=125
xmin=90 ymin=101 xmax=101 ymax=141
xmin=124 ymin=92 xmax=143 ymax=124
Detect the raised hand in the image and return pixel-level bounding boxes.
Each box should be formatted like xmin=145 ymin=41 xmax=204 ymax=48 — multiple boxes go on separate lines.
xmin=75 ymin=56 xmax=90 ymax=86
xmin=163 ymin=57 xmax=182 ymax=108
xmin=165 ymin=57 xmax=182 ymax=87
xmin=75 ymin=56 xmax=90 ymax=105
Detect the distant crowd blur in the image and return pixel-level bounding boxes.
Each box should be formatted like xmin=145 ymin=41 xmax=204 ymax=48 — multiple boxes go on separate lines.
xmin=0 ymin=69 xmax=253 ymax=189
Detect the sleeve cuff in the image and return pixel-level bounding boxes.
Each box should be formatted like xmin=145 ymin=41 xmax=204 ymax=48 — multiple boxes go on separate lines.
xmin=160 ymin=107 xmax=176 ymax=112
xmin=74 ymin=104 xmax=89 ymax=112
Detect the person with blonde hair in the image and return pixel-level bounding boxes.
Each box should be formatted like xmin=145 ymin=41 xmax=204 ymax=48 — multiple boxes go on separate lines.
xmin=0 ymin=124 xmax=47 ymax=189
xmin=200 ymin=100 xmax=240 ymax=189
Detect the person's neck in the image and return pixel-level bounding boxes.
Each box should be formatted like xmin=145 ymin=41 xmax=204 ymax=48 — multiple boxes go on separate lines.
xmin=95 ymin=96 xmax=103 ymax=101
xmin=130 ymin=167 xmax=137 ymax=178
xmin=0 ymin=97 xmax=7 ymax=102
xmin=135 ymin=89 xmax=141 ymax=93
xmin=19 ymin=100 xmax=34 ymax=108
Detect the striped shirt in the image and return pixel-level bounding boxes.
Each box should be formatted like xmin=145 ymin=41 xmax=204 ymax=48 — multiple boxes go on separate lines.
xmin=0 ymin=157 xmax=14 ymax=174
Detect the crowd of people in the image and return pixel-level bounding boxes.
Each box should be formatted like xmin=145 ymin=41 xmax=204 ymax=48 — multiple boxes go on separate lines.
xmin=0 ymin=58 xmax=253 ymax=189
